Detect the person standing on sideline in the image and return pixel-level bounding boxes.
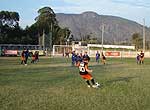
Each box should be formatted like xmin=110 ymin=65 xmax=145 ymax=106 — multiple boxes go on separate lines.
xmin=102 ymin=52 xmax=106 ymax=65
xmin=96 ymin=51 xmax=100 ymax=63
xmin=140 ymin=50 xmax=144 ymax=64
xmin=76 ymin=57 xmax=100 ymax=88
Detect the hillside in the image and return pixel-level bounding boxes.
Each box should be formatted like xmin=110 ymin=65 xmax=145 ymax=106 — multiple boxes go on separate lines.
xmin=56 ymin=11 xmax=150 ymax=44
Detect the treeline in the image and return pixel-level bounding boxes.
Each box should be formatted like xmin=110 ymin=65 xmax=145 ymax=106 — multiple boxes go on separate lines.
xmin=131 ymin=33 xmax=150 ymax=50
xmin=0 ymin=7 xmax=73 ymax=46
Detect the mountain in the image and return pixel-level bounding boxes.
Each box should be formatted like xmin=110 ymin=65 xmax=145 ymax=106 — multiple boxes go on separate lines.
xmin=56 ymin=11 xmax=150 ymax=44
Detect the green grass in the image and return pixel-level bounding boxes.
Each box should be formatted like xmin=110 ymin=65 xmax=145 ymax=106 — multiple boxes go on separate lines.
xmin=0 ymin=57 xmax=150 ymax=110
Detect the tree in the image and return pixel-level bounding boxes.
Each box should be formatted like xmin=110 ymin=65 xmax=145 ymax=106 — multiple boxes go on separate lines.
xmin=0 ymin=8 xmax=71 ymax=46
xmin=25 ymin=24 xmax=39 ymax=44
xmin=0 ymin=11 xmax=22 ymax=44
xmin=53 ymin=27 xmax=71 ymax=45
xmin=35 ymin=7 xmax=59 ymax=50
xmin=132 ymin=33 xmax=143 ymax=50
xmin=0 ymin=11 xmax=19 ymax=28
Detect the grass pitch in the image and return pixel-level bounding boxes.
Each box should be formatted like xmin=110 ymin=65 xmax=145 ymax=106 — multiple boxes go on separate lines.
xmin=0 ymin=57 xmax=150 ymax=110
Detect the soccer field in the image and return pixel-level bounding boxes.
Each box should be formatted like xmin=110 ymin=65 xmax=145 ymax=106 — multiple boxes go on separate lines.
xmin=0 ymin=57 xmax=150 ymax=110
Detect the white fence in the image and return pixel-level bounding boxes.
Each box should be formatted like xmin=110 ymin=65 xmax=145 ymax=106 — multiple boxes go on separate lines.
xmin=88 ymin=50 xmax=150 ymax=58
xmin=52 ymin=44 xmax=150 ymax=58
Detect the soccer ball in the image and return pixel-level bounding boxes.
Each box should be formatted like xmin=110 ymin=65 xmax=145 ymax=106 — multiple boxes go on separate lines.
xmin=95 ymin=82 xmax=100 ymax=87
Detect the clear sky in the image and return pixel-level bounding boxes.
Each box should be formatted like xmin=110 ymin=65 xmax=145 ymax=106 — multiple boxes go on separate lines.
xmin=0 ymin=0 xmax=150 ymax=28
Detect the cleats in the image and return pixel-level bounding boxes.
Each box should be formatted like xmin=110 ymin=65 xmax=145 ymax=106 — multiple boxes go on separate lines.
xmin=87 ymin=85 xmax=91 ymax=88
xmin=86 ymin=82 xmax=101 ymax=88
xmin=92 ymin=85 xmax=98 ymax=88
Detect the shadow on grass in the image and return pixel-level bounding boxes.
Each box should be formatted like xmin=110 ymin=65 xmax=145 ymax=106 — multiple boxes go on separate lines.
xmin=103 ymin=76 xmax=139 ymax=86
xmin=89 ymin=62 xmax=125 ymax=67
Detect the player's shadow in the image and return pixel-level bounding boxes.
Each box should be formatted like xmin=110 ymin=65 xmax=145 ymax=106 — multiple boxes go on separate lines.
xmin=104 ymin=76 xmax=139 ymax=86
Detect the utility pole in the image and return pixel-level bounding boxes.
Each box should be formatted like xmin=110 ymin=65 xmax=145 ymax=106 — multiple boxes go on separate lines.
xmin=101 ymin=24 xmax=104 ymax=51
xmin=50 ymin=23 xmax=53 ymax=51
xmin=42 ymin=30 xmax=45 ymax=50
xmin=143 ymin=18 xmax=146 ymax=51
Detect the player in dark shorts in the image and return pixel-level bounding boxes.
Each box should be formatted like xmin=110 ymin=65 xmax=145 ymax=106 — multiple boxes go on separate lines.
xmin=136 ymin=54 xmax=140 ymax=64
xmin=96 ymin=51 xmax=100 ymax=63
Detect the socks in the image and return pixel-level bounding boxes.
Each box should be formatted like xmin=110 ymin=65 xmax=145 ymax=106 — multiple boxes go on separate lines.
xmin=86 ymin=79 xmax=96 ymax=86
xmin=86 ymin=80 xmax=91 ymax=86
xmin=91 ymin=78 xmax=96 ymax=85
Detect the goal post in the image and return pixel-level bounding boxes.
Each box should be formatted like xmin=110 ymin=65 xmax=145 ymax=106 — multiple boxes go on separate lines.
xmin=52 ymin=45 xmax=72 ymax=57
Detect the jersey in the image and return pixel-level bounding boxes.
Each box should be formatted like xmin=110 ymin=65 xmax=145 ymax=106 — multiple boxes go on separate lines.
xmin=140 ymin=52 xmax=144 ymax=58
xmin=79 ymin=62 xmax=88 ymax=75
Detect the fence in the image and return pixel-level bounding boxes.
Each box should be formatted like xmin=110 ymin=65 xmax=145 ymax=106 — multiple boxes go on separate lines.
xmin=88 ymin=50 xmax=150 ymax=58
xmin=52 ymin=44 xmax=150 ymax=58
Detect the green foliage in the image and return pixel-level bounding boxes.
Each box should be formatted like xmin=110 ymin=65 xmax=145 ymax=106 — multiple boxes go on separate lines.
xmin=25 ymin=24 xmax=39 ymax=44
xmin=0 ymin=7 xmax=71 ymax=45
xmin=34 ymin=7 xmax=71 ymax=46
xmin=0 ymin=11 xmax=19 ymax=27
xmin=35 ymin=7 xmax=57 ymax=33
xmin=0 ymin=11 xmax=22 ymax=44
xmin=132 ymin=33 xmax=143 ymax=50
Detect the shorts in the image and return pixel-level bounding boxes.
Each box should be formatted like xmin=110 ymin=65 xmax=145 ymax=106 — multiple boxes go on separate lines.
xmin=21 ymin=57 xmax=25 ymax=61
xmin=80 ymin=73 xmax=92 ymax=80
xmin=140 ymin=57 xmax=144 ymax=61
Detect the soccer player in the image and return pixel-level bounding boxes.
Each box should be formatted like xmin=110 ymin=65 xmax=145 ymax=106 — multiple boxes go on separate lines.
xmin=24 ymin=49 xmax=29 ymax=65
xmin=71 ymin=51 xmax=77 ymax=66
xmin=136 ymin=54 xmax=140 ymax=64
xmin=35 ymin=51 xmax=39 ymax=62
xmin=21 ymin=50 xmax=25 ymax=64
xmin=140 ymin=51 xmax=144 ymax=64
xmin=96 ymin=51 xmax=100 ymax=63
xmin=31 ymin=53 xmax=35 ymax=63
xmin=102 ymin=52 xmax=106 ymax=65
xmin=83 ymin=51 xmax=90 ymax=61
xmin=76 ymin=57 xmax=100 ymax=88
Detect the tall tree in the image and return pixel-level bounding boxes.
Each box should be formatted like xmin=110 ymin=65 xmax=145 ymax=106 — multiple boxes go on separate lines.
xmin=0 ymin=11 xmax=21 ymax=44
xmin=35 ymin=7 xmax=58 ymax=49
xmin=0 ymin=11 xmax=19 ymax=28
xmin=35 ymin=7 xmax=71 ymax=48
xmin=132 ymin=33 xmax=143 ymax=50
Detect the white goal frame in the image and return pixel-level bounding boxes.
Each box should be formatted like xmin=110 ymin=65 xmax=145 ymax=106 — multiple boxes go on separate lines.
xmin=52 ymin=45 xmax=72 ymax=57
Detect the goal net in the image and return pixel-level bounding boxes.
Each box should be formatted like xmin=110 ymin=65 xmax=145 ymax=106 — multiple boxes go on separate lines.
xmin=52 ymin=45 xmax=72 ymax=57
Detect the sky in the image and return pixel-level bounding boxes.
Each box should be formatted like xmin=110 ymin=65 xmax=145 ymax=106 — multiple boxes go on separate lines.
xmin=0 ymin=0 xmax=150 ymax=28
